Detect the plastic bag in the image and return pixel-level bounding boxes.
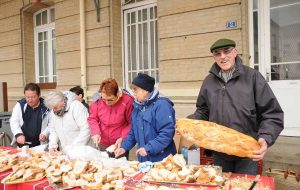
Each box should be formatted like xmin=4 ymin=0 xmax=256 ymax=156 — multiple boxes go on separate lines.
xmin=30 ymin=144 xmax=48 ymax=151
xmin=101 ymin=156 xmax=129 ymax=169
xmin=63 ymin=145 xmax=108 ymax=161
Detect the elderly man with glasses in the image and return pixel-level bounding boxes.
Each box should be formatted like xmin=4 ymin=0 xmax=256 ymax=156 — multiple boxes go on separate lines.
xmin=188 ymin=38 xmax=284 ymax=174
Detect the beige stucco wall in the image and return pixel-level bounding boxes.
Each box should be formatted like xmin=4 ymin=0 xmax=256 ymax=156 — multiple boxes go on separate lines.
xmin=0 ymin=0 xmax=122 ymax=109
xmin=157 ymin=0 xmax=248 ymax=117
xmin=0 ymin=0 xmax=25 ymax=109
xmin=55 ymin=0 xmax=116 ymax=92
xmin=0 ymin=0 xmax=247 ymax=113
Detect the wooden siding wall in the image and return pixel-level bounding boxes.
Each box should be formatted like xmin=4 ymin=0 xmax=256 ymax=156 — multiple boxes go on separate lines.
xmin=55 ymin=0 xmax=111 ymax=91
xmin=157 ymin=0 xmax=247 ymax=117
xmin=55 ymin=0 xmax=122 ymax=98
xmin=0 ymin=0 xmax=25 ymax=109
xmin=0 ymin=0 xmax=122 ymax=109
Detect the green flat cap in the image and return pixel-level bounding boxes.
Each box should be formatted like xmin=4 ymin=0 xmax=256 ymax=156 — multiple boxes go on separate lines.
xmin=210 ymin=38 xmax=236 ymax=53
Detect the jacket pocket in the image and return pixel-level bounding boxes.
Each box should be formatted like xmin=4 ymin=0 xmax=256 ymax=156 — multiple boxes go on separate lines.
xmin=245 ymin=108 xmax=258 ymax=133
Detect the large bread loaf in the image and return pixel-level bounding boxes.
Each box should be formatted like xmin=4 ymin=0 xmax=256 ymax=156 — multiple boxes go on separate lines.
xmin=176 ymin=118 xmax=260 ymax=158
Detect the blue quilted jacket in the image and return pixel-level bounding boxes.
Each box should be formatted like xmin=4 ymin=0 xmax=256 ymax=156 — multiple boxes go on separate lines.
xmin=122 ymin=89 xmax=177 ymax=162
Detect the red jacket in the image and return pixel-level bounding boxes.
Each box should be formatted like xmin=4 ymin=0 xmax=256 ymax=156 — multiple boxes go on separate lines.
xmin=88 ymin=92 xmax=134 ymax=146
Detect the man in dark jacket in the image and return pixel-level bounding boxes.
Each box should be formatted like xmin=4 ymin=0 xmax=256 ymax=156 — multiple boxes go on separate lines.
xmin=189 ymin=38 xmax=284 ymax=174
xmin=10 ymin=83 xmax=50 ymax=148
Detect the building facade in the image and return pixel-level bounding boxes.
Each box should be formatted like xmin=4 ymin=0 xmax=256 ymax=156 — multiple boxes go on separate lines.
xmin=0 ymin=0 xmax=299 ymax=171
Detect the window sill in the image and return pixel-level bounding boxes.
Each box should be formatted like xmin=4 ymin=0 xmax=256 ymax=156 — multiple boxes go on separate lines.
xmin=37 ymin=82 xmax=57 ymax=89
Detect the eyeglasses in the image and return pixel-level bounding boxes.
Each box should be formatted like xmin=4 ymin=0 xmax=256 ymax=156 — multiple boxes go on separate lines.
xmin=212 ymin=47 xmax=235 ymax=57
xmin=102 ymin=95 xmax=119 ymax=103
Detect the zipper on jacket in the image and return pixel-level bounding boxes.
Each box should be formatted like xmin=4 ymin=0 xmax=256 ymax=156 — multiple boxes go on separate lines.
xmin=221 ymin=85 xmax=225 ymax=124
xmin=108 ymin=106 xmax=112 ymax=145
xmin=218 ymin=80 xmax=226 ymax=124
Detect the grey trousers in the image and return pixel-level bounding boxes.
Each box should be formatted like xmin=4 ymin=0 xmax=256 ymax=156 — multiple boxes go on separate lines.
xmin=213 ymin=153 xmax=258 ymax=175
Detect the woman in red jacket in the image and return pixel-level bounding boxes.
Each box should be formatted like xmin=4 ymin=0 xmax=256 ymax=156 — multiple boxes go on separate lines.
xmin=88 ymin=78 xmax=134 ymax=158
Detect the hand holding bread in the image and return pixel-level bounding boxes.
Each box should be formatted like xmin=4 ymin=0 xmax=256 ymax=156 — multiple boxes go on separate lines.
xmin=252 ymin=138 xmax=268 ymax=161
xmin=115 ymin=147 xmax=125 ymax=158
xmin=176 ymin=118 xmax=261 ymax=158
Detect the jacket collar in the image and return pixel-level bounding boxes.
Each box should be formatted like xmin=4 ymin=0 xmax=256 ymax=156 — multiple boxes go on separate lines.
xmin=40 ymin=98 xmax=50 ymax=118
xmin=18 ymin=97 xmax=49 ymax=118
xmin=209 ymin=55 xmax=244 ymax=81
xmin=133 ymin=89 xmax=174 ymax=110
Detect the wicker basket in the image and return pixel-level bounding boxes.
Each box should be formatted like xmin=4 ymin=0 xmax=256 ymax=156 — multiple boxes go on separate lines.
xmin=266 ymin=168 xmax=300 ymax=190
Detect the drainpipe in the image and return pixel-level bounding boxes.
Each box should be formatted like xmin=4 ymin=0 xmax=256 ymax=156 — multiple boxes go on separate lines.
xmin=109 ymin=0 xmax=113 ymax=78
xmin=79 ymin=0 xmax=87 ymax=101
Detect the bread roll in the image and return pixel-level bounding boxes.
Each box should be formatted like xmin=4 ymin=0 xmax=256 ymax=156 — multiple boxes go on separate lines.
xmin=184 ymin=174 xmax=196 ymax=183
xmin=73 ymin=160 xmax=88 ymax=176
xmin=158 ymin=169 xmax=171 ymax=179
xmin=172 ymin=154 xmax=186 ymax=168
xmin=176 ymin=118 xmax=260 ymax=158
xmin=177 ymin=169 xmax=191 ymax=180
xmin=81 ymin=173 xmax=94 ymax=181
xmin=23 ymin=169 xmax=34 ymax=181
xmin=167 ymin=172 xmax=177 ymax=182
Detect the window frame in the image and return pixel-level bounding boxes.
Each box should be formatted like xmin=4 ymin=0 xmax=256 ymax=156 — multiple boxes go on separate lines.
xmin=33 ymin=7 xmax=56 ymax=83
xmin=248 ymin=0 xmax=300 ymax=136
xmin=122 ymin=1 xmax=158 ymax=90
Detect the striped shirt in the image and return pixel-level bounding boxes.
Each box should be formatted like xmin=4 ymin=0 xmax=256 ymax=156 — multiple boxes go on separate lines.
xmin=219 ymin=66 xmax=236 ymax=83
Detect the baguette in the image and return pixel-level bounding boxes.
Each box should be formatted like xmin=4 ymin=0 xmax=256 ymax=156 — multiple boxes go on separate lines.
xmin=176 ymin=118 xmax=260 ymax=158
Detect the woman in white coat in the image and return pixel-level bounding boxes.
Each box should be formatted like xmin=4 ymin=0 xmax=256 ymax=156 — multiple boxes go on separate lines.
xmin=45 ymin=90 xmax=91 ymax=155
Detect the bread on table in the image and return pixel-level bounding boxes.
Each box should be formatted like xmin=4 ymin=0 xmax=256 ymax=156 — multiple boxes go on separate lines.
xmin=176 ymin=118 xmax=261 ymax=158
xmin=172 ymin=154 xmax=186 ymax=168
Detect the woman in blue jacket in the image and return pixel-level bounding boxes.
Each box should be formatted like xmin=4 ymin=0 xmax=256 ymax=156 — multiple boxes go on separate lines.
xmin=115 ymin=73 xmax=177 ymax=162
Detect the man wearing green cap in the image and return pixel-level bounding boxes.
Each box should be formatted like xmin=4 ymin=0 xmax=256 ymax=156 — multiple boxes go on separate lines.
xmin=189 ymin=38 xmax=284 ymax=175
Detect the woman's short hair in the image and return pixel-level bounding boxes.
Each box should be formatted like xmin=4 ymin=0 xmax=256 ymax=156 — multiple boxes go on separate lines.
xmin=45 ymin=90 xmax=64 ymax=109
xmin=99 ymin=78 xmax=118 ymax=96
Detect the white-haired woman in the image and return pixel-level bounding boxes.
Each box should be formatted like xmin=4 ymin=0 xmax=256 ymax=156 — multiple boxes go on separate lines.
xmin=45 ymin=90 xmax=91 ymax=155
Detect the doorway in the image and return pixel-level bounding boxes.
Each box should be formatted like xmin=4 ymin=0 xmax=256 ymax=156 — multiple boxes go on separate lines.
xmin=250 ymin=0 xmax=300 ymax=136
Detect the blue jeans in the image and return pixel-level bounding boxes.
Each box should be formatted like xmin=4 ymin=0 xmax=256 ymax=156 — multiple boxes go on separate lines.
xmin=213 ymin=153 xmax=258 ymax=175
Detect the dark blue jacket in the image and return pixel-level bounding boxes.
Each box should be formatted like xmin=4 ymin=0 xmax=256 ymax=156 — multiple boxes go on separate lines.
xmin=122 ymin=90 xmax=177 ymax=162
xmin=18 ymin=98 xmax=49 ymax=120
xmin=17 ymin=98 xmax=49 ymax=147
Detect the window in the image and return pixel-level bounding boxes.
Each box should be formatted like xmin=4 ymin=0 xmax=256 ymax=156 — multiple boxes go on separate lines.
xmin=250 ymin=0 xmax=300 ymax=137
xmin=34 ymin=8 xmax=56 ymax=83
xmin=123 ymin=2 xmax=158 ymax=88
